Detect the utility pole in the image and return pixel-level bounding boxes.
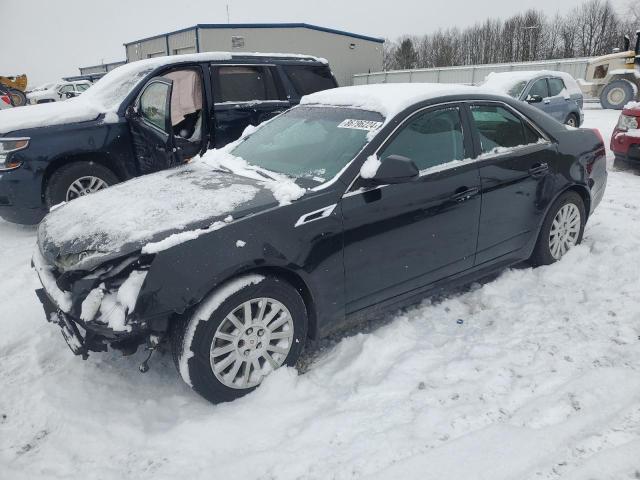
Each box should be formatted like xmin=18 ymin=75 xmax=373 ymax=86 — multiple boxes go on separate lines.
xmin=523 ymin=25 xmax=539 ymax=61
xmin=226 ymin=3 xmax=230 ymax=24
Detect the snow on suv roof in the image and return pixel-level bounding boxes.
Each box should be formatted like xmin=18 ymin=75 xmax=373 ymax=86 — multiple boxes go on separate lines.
xmin=300 ymin=83 xmax=486 ymax=119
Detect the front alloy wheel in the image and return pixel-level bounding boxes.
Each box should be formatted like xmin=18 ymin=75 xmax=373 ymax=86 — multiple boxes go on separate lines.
xmin=210 ymin=297 xmax=295 ymax=389
xmin=173 ymin=275 xmax=308 ymax=404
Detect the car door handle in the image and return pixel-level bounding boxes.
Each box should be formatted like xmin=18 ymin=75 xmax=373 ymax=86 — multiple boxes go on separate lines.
xmin=529 ymin=162 xmax=549 ymax=177
xmin=450 ymin=186 xmax=480 ymax=203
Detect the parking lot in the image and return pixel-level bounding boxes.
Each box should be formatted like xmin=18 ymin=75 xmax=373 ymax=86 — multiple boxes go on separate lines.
xmin=0 ymin=105 xmax=639 ymax=479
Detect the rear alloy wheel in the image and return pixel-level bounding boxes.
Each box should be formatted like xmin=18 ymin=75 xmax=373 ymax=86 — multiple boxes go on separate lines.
xmin=173 ymin=275 xmax=308 ymax=404
xmin=45 ymin=162 xmax=119 ymax=209
xmin=8 ymin=88 xmax=27 ymax=107
xmin=530 ymin=191 xmax=585 ymax=266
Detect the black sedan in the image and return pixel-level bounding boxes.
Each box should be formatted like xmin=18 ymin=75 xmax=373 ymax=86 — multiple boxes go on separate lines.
xmin=33 ymin=84 xmax=607 ymax=404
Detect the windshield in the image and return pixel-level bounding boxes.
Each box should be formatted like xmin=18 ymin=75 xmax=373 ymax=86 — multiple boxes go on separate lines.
xmin=506 ymin=80 xmax=527 ymax=98
xmin=231 ymin=106 xmax=384 ymax=183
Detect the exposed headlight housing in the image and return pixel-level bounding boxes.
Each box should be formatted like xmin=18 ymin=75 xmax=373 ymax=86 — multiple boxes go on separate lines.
xmin=617 ymin=114 xmax=639 ymax=132
xmin=0 ymin=137 xmax=29 ymax=171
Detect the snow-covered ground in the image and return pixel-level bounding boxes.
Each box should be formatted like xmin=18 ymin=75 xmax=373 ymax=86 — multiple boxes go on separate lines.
xmin=1 ymin=106 xmax=640 ymax=480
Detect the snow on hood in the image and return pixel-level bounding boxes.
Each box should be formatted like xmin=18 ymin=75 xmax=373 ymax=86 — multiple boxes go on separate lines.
xmin=300 ymin=83 xmax=483 ymax=119
xmin=38 ymin=161 xmax=270 ymax=271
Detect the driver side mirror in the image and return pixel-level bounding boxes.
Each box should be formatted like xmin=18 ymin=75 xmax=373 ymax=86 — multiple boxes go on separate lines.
xmin=125 ymin=104 xmax=138 ymax=119
xmin=526 ymin=94 xmax=543 ymax=104
xmin=370 ymin=155 xmax=419 ymax=184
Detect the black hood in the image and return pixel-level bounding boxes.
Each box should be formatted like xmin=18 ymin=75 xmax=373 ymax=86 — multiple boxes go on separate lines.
xmin=38 ymin=162 xmax=279 ymax=271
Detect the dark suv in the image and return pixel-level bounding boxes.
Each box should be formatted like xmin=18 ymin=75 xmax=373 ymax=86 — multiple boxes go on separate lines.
xmin=0 ymin=53 xmax=337 ymax=224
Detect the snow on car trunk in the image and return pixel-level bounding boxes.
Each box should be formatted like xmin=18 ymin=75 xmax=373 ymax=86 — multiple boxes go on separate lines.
xmin=1 ymin=107 xmax=640 ymax=479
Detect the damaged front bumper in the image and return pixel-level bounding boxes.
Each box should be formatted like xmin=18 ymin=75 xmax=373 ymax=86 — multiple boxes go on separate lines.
xmin=32 ymin=247 xmax=159 ymax=358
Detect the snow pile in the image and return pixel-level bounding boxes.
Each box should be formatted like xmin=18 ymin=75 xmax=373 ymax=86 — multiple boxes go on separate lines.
xmin=301 ymin=83 xmax=484 ymax=119
xmin=360 ymin=155 xmax=382 ymax=178
xmin=624 ymin=101 xmax=640 ymax=110
xmin=39 ymin=162 xmax=260 ymax=266
xmin=3 ymin=108 xmax=640 ymax=480
xmin=482 ymin=70 xmax=582 ymax=98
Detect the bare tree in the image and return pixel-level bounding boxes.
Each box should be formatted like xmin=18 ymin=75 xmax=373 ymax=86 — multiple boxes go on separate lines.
xmin=382 ymin=0 xmax=632 ymax=71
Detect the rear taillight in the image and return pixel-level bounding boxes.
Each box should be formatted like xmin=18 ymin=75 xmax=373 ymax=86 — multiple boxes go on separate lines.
xmin=0 ymin=95 xmax=11 ymax=106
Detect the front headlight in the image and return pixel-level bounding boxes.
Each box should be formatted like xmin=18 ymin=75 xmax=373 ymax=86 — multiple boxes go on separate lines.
xmin=0 ymin=137 xmax=29 ymax=171
xmin=617 ymin=114 xmax=639 ymax=132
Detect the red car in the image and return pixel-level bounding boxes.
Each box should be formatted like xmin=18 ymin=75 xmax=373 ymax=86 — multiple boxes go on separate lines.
xmin=611 ymin=102 xmax=640 ymax=162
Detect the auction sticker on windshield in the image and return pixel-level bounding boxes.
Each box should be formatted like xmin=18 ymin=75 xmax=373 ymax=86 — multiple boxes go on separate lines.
xmin=337 ymin=119 xmax=383 ymax=131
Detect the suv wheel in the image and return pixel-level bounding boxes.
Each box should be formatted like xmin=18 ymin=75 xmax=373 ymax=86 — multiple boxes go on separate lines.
xmin=172 ymin=275 xmax=308 ymax=404
xmin=45 ymin=162 xmax=118 ymax=208
xmin=529 ymin=191 xmax=585 ymax=266
xmin=600 ymin=79 xmax=636 ymax=110
xmin=565 ymin=113 xmax=579 ymax=127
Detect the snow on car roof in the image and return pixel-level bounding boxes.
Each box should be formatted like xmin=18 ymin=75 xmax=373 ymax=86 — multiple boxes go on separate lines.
xmin=482 ymin=70 xmax=582 ymax=97
xmin=300 ymin=83 xmax=485 ymax=119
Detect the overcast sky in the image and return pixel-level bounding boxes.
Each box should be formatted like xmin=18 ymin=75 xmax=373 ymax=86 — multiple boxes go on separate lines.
xmin=0 ymin=0 xmax=631 ymax=86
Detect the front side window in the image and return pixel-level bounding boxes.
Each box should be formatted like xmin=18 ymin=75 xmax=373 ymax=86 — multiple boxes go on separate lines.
xmin=470 ymin=104 xmax=541 ymax=154
xmin=379 ymin=107 xmax=465 ymax=171
xmin=284 ymin=65 xmax=336 ymax=96
xmin=548 ymin=78 xmax=566 ymax=97
xmin=139 ymin=81 xmax=170 ymax=132
xmin=230 ymin=106 xmax=383 ymax=182
xmin=59 ymin=85 xmax=74 ymax=94
xmin=214 ymin=66 xmax=280 ymax=103
xmin=76 ymin=83 xmax=90 ymax=92
xmin=528 ymin=79 xmax=549 ymax=98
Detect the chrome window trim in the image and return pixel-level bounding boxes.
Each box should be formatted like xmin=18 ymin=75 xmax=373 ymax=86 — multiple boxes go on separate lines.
xmin=341 ymin=98 xmax=553 ymax=199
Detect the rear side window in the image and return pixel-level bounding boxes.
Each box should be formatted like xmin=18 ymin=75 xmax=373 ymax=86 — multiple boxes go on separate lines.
xmin=214 ymin=66 xmax=280 ymax=103
xmin=470 ymin=105 xmax=540 ymax=154
xmin=548 ymin=78 xmax=566 ymax=96
xmin=528 ymin=79 xmax=549 ymax=98
xmin=283 ymin=65 xmax=336 ymax=96
xmin=380 ymin=107 xmax=465 ymax=171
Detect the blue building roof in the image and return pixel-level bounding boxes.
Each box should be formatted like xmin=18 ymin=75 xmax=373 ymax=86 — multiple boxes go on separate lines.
xmin=124 ymin=23 xmax=385 ymax=46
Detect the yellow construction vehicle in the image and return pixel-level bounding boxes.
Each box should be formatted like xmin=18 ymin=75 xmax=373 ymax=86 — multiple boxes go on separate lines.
xmin=580 ymin=31 xmax=640 ymax=109
xmin=0 ymin=74 xmax=28 ymax=107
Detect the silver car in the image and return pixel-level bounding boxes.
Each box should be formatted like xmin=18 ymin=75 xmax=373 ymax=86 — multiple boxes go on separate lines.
xmin=482 ymin=71 xmax=584 ymax=127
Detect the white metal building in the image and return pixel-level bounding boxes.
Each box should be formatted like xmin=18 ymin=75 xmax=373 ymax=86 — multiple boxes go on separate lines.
xmin=123 ymin=23 xmax=385 ymax=86
xmin=353 ymin=57 xmax=591 ymax=86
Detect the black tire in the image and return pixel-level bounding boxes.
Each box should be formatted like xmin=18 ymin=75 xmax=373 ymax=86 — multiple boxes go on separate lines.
xmin=529 ymin=191 xmax=586 ymax=267
xmin=565 ymin=113 xmax=579 ymax=128
xmin=8 ymin=88 xmax=27 ymax=107
xmin=172 ymin=275 xmax=308 ymax=404
xmin=600 ymin=80 xmax=636 ymax=110
xmin=44 ymin=161 xmax=119 ymax=208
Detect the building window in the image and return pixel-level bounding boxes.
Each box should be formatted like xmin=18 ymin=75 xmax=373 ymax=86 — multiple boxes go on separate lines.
xmin=231 ymin=36 xmax=245 ymax=49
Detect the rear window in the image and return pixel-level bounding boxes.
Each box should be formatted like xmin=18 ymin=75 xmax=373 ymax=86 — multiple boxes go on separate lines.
xmin=283 ymin=65 xmax=336 ymax=96
xmin=214 ymin=66 xmax=281 ymax=103
xmin=548 ymin=78 xmax=566 ymax=97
